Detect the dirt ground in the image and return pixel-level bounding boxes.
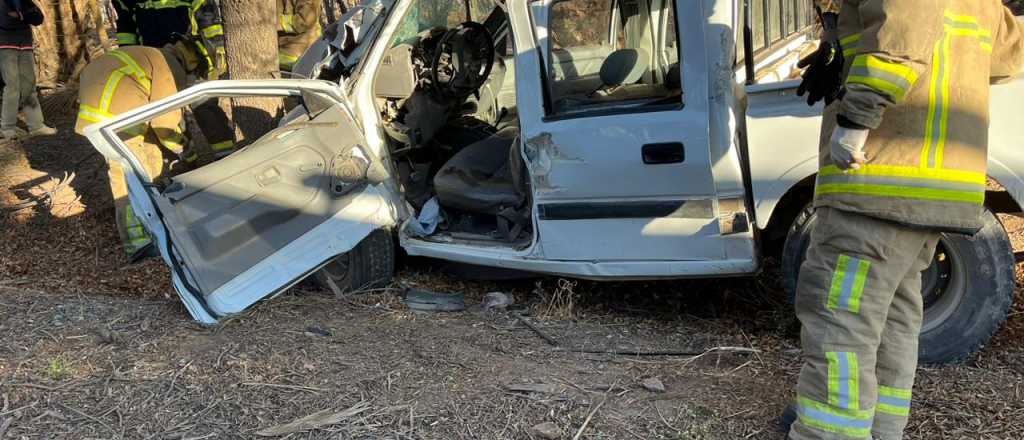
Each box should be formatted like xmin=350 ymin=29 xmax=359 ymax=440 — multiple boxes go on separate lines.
xmin=1 ymin=92 xmax=1024 ymax=439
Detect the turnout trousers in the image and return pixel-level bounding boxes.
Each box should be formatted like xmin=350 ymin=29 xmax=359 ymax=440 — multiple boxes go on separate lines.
xmin=789 ymin=207 xmax=939 ymax=440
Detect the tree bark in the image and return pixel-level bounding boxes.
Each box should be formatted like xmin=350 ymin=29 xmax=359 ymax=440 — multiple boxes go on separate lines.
xmin=32 ymin=0 xmax=109 ymax=88
xmin=220 ymin=0 xmax=282 ymax=140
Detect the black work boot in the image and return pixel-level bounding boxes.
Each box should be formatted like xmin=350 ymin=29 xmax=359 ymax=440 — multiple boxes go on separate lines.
xmin=777 ymin=404 xmax=797 ymax=436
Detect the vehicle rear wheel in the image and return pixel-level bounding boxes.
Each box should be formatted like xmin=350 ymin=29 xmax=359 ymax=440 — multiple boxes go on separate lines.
xmin=781 ymin=203 xmax=1015 ymax=364
xmin=315 ymin=229 xmax=395 ymax=295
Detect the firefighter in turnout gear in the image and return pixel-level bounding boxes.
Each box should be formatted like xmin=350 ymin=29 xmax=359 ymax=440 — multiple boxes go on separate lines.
xmin=112 ymin=0 xmax=227 ymax=79
xmin=75 ymin=40 xmax=218 ymax=261
xmin=276 ymin=0 xmax=322 ymax=71
xmin=113 ymin=0 xmax=236 ymax=173
xmin=786 ymin=1 xmax=1024 ymax=440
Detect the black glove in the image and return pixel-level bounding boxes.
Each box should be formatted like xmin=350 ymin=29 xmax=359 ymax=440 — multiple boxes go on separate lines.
xmin=796 ymin=12 xmax=845 ymax=106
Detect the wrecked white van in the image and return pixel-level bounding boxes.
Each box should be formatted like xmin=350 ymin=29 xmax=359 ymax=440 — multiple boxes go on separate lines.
xmin=84 ymin=0 xmax=1024 ymax=364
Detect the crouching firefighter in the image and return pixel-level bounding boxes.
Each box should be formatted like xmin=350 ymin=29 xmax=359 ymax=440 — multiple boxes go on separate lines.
xmin=75 ymin=38 xmax=220 ymax=261
xmin=277 ymin=0 xmax=322 ymax=72
xmin=783 ymin=1 xmax=1024 ymax=440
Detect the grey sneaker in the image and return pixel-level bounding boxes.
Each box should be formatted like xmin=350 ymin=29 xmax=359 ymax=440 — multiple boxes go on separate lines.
xmin=1 ymin=128 xmax=28 ymax=140
xmin=28 ymin=125 xmax=57 ymax=137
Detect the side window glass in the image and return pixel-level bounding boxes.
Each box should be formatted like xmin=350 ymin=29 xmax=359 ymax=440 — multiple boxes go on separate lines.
xmin=539 ymin=0 xmax=683 ymax=117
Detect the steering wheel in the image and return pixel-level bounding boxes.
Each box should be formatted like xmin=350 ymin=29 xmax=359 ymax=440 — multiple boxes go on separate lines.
xmin=431 ymin=22 xmax=496 ymax=99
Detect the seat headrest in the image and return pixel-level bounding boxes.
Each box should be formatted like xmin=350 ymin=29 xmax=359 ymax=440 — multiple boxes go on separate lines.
xmin=599 ymin=48 xmax=650 ymax=87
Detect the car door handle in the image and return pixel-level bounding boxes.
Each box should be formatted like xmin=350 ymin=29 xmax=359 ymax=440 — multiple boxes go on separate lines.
xmin=642 ymin=142 xmax=685 ymax=164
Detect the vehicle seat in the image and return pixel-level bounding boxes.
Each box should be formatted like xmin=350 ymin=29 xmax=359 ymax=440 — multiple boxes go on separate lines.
xmin=433 ymin=127 xmax=524 ymax=215
xmin=599 ymin=48 xmax=650 ymax=87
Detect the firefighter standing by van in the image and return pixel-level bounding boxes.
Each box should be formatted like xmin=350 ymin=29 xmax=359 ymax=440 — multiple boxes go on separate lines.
xmin=276 ymin=0 xmax=321 ymax=72
xmin=75 ymin=39 xmax=219 ymax=261
xmin=785 ymin=1 xmax=1024 ymax=439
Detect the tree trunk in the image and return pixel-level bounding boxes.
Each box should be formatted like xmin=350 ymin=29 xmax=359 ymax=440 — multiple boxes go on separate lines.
xmin=32 ymin=0 xmax=109 ymax=88
xmin=220 ymin=0 xmax=282 ymax=140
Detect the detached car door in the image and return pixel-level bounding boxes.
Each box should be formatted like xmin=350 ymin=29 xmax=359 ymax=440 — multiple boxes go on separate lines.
xmin=84 ymin=80 xmax=396 ymax=324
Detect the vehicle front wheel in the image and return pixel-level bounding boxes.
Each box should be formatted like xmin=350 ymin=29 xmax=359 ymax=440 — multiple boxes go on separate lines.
xmin=781 ymin=204 xmax=1016 ymax=364
xmin=315 ymin=229 xmax=395 ymax=295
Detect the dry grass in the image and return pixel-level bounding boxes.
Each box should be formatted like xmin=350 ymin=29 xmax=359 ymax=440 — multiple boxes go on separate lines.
xmin=533 ymin=279 xmax=579 ymax=320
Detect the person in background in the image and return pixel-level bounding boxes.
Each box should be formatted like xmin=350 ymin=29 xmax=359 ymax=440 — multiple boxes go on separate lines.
xmin=277 ymin=0 xmax=322 ymax=72
xmin=0 ymin=0 xmax=55 ymax=140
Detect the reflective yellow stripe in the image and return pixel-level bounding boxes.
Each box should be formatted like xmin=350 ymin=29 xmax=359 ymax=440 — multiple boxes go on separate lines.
xmin=192 ymin=40 xmax=215 ymax=78
xmin=116 ymin=32 xmax=138 ymax=45
xmin=99 ymin=70 xmax=127 ymax=115
xmin=840 ymin=33 xmax=862 ymax=58
xmin=817 ymin=164 xmax=986 ymax=204
xmin=211 ymin=140 xmax=235 ymax=152
xmin=279 ymin=53 xmax=299 ymax=69
xmin=137 ymin=0 xmax=191 ymax=9
xmin=922 ymin=10 xmax=992 ymax=169
xmin=78 ymin=105 xmax=114 ymax=124
xmin=934 ymin=34 xmax=952 ymax=168
xmin=161 ymin=138 xmax=185 ymax=151
xmin=109 ymin=50 xmax=152 ymax=92
xmin=877 ymin=386 xmax=912 ymax=417
xmin=796 ymin=396 xmax=874 ymax=438
xmin=280 ymin=14 xmax=295 ymax=33
xmin=846 ymin=55 xmax=920 ymax=102
xmin=826 ymin=352 xmax=860 ymax=410
xmin=816 ymin=183 xmax=984 ymax=204
xmin=819 ymin=164 xmax=985 ymax=185
xmin=201 ymin=24 xmax=224 ymax=39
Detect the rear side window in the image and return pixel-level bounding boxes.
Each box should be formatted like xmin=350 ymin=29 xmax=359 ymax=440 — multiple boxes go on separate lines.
xmin=538 ymin=0 xmax=683 ymax=117
xmin=548 ymin=0 xmax=615 ymax=50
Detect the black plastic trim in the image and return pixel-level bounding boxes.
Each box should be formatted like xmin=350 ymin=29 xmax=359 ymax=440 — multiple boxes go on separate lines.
xmin=538 ymin=199 xmax=714 ymax=220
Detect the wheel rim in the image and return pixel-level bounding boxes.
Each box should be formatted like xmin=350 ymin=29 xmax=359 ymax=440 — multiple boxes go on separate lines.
xmin=920 ymin=237 xmax=967 ymax=334
xmin=321 ymin=253 xmax=351 ymax=281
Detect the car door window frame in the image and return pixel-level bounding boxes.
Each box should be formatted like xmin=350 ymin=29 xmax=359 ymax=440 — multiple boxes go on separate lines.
xmin=532 ymin=0 xmax=685 ymax=122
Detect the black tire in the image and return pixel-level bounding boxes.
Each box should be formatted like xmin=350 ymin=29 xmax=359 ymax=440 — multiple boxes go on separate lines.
xmin=781 ymin=203 xmax=1015 ymax=364
xmin=315 ymin=229 xmax=395 ymax=294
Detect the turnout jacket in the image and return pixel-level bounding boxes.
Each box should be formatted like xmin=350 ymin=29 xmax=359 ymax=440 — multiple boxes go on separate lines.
xmin=75 ymin=45 xmax=188 ymax=151
xmin=276 ymin=0 xmax=321 ymax=70
xmin=815 ymin=0 xmax=1024 ymax=233
xmin=113 ymin=0 xmax=226 ymax=79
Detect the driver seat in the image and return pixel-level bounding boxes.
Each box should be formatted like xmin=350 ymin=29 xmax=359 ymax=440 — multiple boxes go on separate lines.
xmin=433 ymin=127 xmax=526 ymax=217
